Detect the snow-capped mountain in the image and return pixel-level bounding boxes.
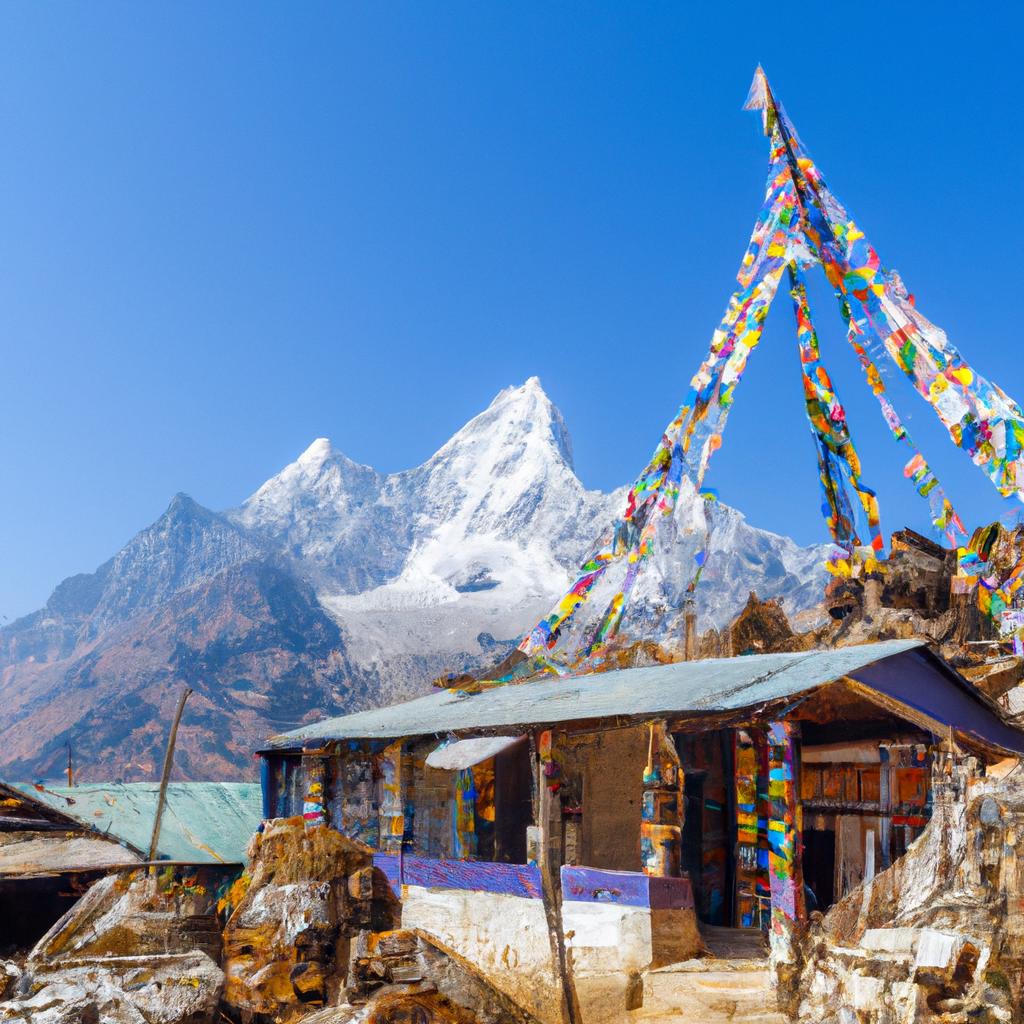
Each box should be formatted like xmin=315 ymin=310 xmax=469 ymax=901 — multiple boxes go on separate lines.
xmin=0 ymin=378 xmax=830 ymax=781
xmin=233 ymin=379 xmax=619 ymax=684
xmin=234 ymin=377 xmax=609 ymax=591
xmin=234 ymin=377 xmax=828 ymax=679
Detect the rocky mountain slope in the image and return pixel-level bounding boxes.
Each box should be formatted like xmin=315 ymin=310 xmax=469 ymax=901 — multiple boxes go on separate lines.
xmin=0 ymin=378 xmax=831 ymax=781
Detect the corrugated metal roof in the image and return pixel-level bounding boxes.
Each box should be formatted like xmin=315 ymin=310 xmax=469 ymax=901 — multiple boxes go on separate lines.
xmin=270 ymin=639 xmax=931 ymax=747
xmin=10 ymin=782 xmax=262 ymax=865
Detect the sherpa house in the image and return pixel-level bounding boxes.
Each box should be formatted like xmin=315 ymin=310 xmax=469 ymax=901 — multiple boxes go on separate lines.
xmin=0 ymin=781 xmax=261 ymax=952
xmin=259 ymin=639 xmax=1024 ymax=1022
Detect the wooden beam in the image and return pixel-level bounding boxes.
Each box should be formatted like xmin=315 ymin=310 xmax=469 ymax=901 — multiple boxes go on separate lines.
xmin=0 ymin=818 xmax=79 ymax=833
xmin=148 ymin=686 xmax=193 ymax=867
xmin=535 ymin=728 xmax=582 ymax=1024
xmin=0 ymin=859 xmax=239 ymax=880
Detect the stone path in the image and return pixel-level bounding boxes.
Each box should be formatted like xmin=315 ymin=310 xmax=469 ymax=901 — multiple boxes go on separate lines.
xmin=626 ymin=927 xmax=786 ymax=1024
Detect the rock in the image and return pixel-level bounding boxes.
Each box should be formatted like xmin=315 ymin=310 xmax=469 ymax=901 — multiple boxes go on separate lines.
xmin=221 ymin=818 xmax=397 ymax=1021
xmin=348 ymin=931 xmax=538 ymax=1023
xmin=727 ymin=592 xmax=808 ymax=656
xmin=299 ymin=989 xmax=506 ymax=1024
xmin=0 ymin=952 xmax=223 ymax=1024
xmin=290 ymin=960 xmax=329 ymax=1004
xmin=31 ymin=868 xmax=228 ymax=965
xmin=795 ymin=767 xmax=1024 ymax=1021
xmin=0 ymin=964 xmax=19 ymax=1002
xmin=5 ymin=870 xmax=229 ymax=1024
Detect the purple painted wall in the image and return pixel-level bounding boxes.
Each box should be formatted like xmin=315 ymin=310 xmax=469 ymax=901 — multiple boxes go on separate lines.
xmin=374 ymin=853 xmax=543 ymax=900
xmin=373 ymin=853 xmax=694 ymax=910
xmin=562 ymin=865 xmax=694 ymax=909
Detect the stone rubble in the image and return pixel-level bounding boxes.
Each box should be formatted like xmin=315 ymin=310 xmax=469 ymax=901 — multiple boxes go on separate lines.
xmin=0 ymin=951 xmax=223 ymax=1024
xmin=220 ymin=817 xmax=396 ymax=1021
xmin=0 ymin=870 xmax=227 ymax=1024
xmin=791 ymin=762 xmax=1024 ymax=1024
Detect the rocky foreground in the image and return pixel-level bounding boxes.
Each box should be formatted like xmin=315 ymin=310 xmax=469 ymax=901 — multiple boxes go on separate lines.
xmin=2 ymin=759 xmax=1023 ymax=1024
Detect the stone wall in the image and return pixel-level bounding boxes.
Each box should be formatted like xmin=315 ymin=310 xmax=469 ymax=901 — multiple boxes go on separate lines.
xmin=793 ymin=761 xmax=1024 ymax=1023
xmin=398 ymin=885 xmax=557 ymax=1023
xmin=576 ymin=726 xmax=646 ymax=872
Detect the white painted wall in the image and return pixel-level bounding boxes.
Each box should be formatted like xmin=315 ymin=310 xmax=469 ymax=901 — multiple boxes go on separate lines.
xmin=400 ymin=885 xmax=560 ymax=1023
xmin=400 ymin=884 xmax=695 ymax=1024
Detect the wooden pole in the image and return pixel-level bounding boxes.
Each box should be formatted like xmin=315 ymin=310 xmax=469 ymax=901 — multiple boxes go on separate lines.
xmin=148 ymin=686 xmax=193 ymax=869
xmin=66 ymin=743 xmax=73 ymax=788
xmin=535 ymin=729 xmax=582 ymax=1024
xmin=683 ymin=598 xmax=697 ymax=661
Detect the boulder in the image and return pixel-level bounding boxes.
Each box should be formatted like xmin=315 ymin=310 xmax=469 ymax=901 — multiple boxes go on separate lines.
xmin=221 ymin=818 xmax=397 ymax=1021
xmin=33 ymin=869 xmax=226 ymax=964
xmin=0 ymin=951 xmax=223 ymax=1024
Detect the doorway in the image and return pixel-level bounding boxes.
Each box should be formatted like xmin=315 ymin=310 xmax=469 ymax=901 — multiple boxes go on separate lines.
xmin=802 ymin=828 xmax=835 ymax=912
xmin=682 ymin=772 xmax=705 ymax=913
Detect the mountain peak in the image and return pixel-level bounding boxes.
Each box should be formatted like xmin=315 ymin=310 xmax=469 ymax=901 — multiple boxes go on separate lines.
xmin=451 ymin=376 xmax=574 ymax=471
xmin=297 ymin=437 xmax=336 ymax=468
xmin=148 ymin=492 xmax=246 ymax=543
xmin=164 ymin=492 xmax=205 ymax=519
xmin=487 ymin=375 xmax=546 ymax=410
xmin=290 ymin=437 xmax=376 ymax=478
xmin=159 ymin=493 xmax=237 ymax=533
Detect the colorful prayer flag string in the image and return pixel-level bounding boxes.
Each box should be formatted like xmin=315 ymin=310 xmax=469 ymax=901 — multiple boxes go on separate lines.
xmin=751 ymin=66 xmax=1024 ymax=502
xmin=510 ymin=68 xmax=1015 ymax=671
xmin=518 ymin=133 xmax=804 ymax=659
xmin=788 ymin=263 xmax=882 ymax=555
xmin=838 ymin=299 xmax=965 ymax=545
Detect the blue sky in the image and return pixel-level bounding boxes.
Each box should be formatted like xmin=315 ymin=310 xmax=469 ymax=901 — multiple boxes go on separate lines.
xmin=2 ymin=4 xmax=1022 ymax=619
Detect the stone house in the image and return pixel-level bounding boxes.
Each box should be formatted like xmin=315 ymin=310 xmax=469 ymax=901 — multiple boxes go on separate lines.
xmin=259 ymin=639 xmax=1024 ymax=1023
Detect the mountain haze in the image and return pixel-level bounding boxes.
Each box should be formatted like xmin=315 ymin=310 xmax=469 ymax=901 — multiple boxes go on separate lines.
xmin=0 ymin=379 xmax=830 ymax=781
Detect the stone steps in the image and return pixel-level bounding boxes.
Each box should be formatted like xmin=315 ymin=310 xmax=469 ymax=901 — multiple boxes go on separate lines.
xmin=628 ymin=960 xmax=786 ymax=1024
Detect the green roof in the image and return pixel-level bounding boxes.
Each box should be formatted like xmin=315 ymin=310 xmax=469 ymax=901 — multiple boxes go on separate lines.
xmin=9 ymin=782 xmax=262 ymax=865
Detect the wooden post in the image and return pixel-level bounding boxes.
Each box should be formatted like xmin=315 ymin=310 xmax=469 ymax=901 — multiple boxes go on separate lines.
xmin=640 ymin=721 xmax=683 ymax=877
xmin=879 ymin=744 xmax=892 ymax=871
xmin=148 ymin=686 xmax=193 ymax=870
xmin=683 ymin=599 xmax=697 ymax=661
xmin=535 ymin=729 xmax=581 ymax=1024
xmin=766 ymin=720 xmax=803 ymax=963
